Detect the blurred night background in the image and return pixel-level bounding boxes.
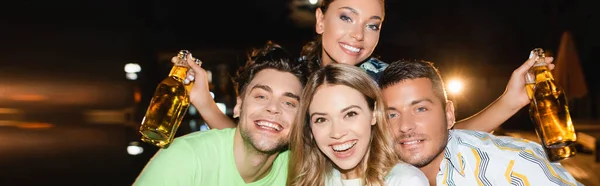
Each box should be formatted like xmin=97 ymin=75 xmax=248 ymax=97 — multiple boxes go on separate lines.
xmin=1 ymin=0 xmax=599 ymax=185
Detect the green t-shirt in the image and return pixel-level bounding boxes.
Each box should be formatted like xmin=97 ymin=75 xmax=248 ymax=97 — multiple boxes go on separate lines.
xmin=134 ymin=128 xmax=289 ymax=185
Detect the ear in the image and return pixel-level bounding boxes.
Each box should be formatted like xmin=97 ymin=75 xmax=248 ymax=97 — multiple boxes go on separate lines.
xmin=371 ymin=103 xmax=378 ymax=126
xmin=371 ymin=111 xmax=377 ymax=126
xmin=315 ymin=8 xmax=325 ymax=34
xmin=233 ymin=96 xmax=242 ymax=118
xmin=445 ymin=100 xmax=456 ymax=129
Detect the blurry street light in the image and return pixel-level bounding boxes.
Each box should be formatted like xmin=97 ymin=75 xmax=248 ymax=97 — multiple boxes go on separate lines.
xmin=447 ymin=79 xmax=463 ymax=95
xmin=125 ymin=63 xmax=141 ymax=80
xmin=309 ymin=0 xmax=318 ymax=5
xmin=127 ymin=141 xmax=144 ymax=155
xmin=124 ymin=63 xmax=141 ymax=73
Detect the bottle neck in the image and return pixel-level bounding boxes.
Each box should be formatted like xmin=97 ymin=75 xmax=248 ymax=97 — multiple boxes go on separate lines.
xmin=531 ymin=65 xmax=554 ymax=83
xmin=169 ymin=65 xmax=189 ymax=81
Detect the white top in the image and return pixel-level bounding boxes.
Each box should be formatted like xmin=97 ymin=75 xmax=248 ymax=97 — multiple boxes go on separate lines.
xmin=438 ymin=129 xmax=582 ymax=186
xmin=326 ymin=163 xmax=430 ymax=186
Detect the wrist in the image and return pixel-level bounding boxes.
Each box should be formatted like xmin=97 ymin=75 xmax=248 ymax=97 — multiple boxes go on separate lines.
xmin=497 ymin=93 xmax=525 ymax=112
xmin=190 ymin=92 xmax=214 ymax=108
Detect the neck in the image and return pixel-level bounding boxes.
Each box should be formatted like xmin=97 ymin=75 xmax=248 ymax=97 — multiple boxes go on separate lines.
xmin=233 ymin=127 xmax=280 ymax=183
xmin=339 ymin=166 xmax=361 ymax=180
xmin=321 ymin=48 xmax=334 ymax=66
xmin=419 ymin=149 xmax=446 ymax=186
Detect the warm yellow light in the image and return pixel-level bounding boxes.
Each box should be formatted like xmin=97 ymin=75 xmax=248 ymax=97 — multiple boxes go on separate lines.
xmin=447 ymin=79 xmax=463 ymax=95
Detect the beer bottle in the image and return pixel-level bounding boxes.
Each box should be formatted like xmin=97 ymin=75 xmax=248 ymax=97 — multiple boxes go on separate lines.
xmin=527 ymin=71 xmax=576 ymax=161
xmin=528 ymin=48 xmax=577 ymax=148
xmin=139 ymin=50 xmax=201 ymax=148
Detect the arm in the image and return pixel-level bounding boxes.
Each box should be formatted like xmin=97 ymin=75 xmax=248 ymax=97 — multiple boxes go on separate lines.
xmin=453 ymin=56 xmax=555 ymax=132
xmin=184 ymin=55 xmax=236 ymax=129
xmin=133 ymin=139 xmax=199 ymax=185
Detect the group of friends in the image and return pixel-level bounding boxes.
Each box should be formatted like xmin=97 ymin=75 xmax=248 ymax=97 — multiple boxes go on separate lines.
xmin=133 ymin=0 xmax=582 ymax=185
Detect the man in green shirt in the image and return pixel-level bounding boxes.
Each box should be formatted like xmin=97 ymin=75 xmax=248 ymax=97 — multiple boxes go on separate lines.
xmin=134 ymin=43 xmax=307 ymax=185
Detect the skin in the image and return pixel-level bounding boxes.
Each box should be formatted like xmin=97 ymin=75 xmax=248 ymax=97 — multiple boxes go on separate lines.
xmin=382 ymin=78 xmax=455 ymax=186
xmin=379 ymin=55 xmax=555 ymax=185
xmin=231 ymin=69 xmax=302 ymax=182
xmin=315 ymin=0 xmax=384 ymax=66
xmin=309 ymin=84 xmax=376 ymax=179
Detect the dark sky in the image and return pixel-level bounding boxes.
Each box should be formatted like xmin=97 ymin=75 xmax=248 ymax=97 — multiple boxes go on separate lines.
xmin=1 ymin=0 xmax=598 ymax=85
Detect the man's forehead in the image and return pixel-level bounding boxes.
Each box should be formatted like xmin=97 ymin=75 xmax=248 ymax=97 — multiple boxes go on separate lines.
xmin=382 ymin=78 xmax=438 ymax=104
xmin=246 ymin=69 xmax=302 ymax=93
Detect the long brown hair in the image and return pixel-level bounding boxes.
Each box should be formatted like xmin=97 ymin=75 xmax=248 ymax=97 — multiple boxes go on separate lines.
xmin=287 ymin=64 xmax=399 ymax=186
xmin=299 ymin=0 xmax=386 ymax=73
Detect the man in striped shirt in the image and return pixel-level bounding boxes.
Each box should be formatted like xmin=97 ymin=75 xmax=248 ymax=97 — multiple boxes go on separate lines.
xmin=379 ymin=59 xmax=582 ymax=186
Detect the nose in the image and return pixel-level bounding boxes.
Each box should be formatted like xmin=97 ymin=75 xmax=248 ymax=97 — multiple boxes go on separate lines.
xmin=329 ymin=120 xmax=348 ymax=139
xmin=266 ymin=100 xmax=281 ymax=115
xmin=398 ymin=115 xmax=416 ymax=133
xmin=350 ymin=26 xmax=364 ymax=41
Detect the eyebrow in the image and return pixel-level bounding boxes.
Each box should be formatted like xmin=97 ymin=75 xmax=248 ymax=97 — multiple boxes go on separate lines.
xmin=310 ymin=105 xmax=362 ymax=118
xmin=251 ymin=84 xmax=300 ymax=101
xmin=338 ymin=6 xmax=382 ymax=21
xmin=411 ymin=98 xmax=434 ymax=105
xmin=284 ymin=92 xmax=300 ymax=101
xmin=341 ymin=105 xmax=362 ymax=113
xmin=250 ymin=84 xmax=271 ymax=93
xmin=386 ymin=98 xmax=434 ymax=111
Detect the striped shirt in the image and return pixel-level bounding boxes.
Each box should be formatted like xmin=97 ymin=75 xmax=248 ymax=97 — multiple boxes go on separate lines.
xmin=437 ymin=129 xmax=582 ymax=186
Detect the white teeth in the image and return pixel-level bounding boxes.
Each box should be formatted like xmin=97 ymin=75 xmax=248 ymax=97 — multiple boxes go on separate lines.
xmin=401 ymin=140 xmax=420 ymax=145
xmin=256 ymin=121 xmax=282 ymax=131
xmin=332 ymin=140 xmax=357 ymax=151
xmin=341 ymin=44 xmax=360 ymax=53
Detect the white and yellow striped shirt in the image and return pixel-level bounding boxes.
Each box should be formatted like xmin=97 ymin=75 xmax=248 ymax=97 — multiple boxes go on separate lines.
xmin=437 ymin=130 xmax=582 ymax=186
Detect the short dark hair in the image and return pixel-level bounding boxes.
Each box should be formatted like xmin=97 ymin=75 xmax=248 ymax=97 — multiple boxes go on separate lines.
xmin=378 ymin=60 xmax=448 ymax=107
xmin=233 ymin=41 xmax=309 ymax=96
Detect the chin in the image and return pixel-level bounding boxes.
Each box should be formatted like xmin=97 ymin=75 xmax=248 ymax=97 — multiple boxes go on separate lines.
xmin=332 ymin=160 xmax=361 ymax=171
xmin=402 ymin=154 xmax=434 ymax=168
xmin=249 ymin=136 xmax=287 ymax=153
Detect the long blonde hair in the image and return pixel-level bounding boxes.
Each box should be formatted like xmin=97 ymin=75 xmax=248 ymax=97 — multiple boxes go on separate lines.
xmin=287 ymin=64 xmax=400 ymax=186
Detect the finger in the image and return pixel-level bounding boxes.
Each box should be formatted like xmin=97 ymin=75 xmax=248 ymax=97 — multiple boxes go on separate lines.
xmin=187 ymin=70 xmax=196 ymax=81
xmin=187 ymin=69 xmax=196 ymax=77
xmin=548 ymin=64 xmax=555 ymax=70
xmin=187 ymin=53 xmax=194 ymax=64
xmin=171 ymin=56 xmax=179 ymax=63
xmin=513 ymin=58 xmax=536 ymax=77
xmin=187 ymin=57 xmax=204 ymax=73
xmin=546 ymin=57 xmax=554 ymax=64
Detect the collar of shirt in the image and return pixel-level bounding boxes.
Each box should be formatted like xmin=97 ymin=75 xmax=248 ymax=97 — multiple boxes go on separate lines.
xmin=442 ymin=130 xmax=467 ymax=177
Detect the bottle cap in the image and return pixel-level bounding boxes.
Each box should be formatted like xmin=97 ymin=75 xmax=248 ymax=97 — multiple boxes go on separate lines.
xmin=530 ymin=48 xmax=546 ymax=67
xmin=173 ymin=50 xmax=190 ymax=66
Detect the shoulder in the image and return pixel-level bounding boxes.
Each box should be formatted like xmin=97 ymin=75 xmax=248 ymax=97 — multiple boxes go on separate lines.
xmin=386 ymin=163 xmax=429 ymax=186
xmin=170 ymin=128 xmax=236 ymax=154
xmin=177 ymin=128 xmax=235 ymax=144
xmin=450 ymin=129 xmax=543 ymax=154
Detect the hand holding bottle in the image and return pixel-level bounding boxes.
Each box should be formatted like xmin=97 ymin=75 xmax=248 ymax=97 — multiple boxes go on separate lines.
xmin=171 ymin=54 xmax=210 ymax=108
xmin=176 ymin=53 xmax=237 ymax=129
xmin=499 ymin=56 xmax=555 ymax=111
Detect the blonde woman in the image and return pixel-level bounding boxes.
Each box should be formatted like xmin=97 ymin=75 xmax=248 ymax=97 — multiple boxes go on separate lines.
xmin=287 ymin=64 xmax=428 ymax=186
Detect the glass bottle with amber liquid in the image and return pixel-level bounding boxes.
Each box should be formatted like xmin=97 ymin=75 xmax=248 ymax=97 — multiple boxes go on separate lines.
xmin=526 ymin=71 xmax=576 ymax=162
xmin=139 ymin=50 xmax=201 ymax=148
xmin=528 ymin=48 xmax=577 ymax=148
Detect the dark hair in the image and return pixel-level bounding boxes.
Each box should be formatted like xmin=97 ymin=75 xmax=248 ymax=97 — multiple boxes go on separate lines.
xmin=233 ymin=41 xmax=309 ymax=96
xmin=299 ymin=0 xmax=386 ymax=73
xmin=378 ymin=60 xmax=448 ymax=107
